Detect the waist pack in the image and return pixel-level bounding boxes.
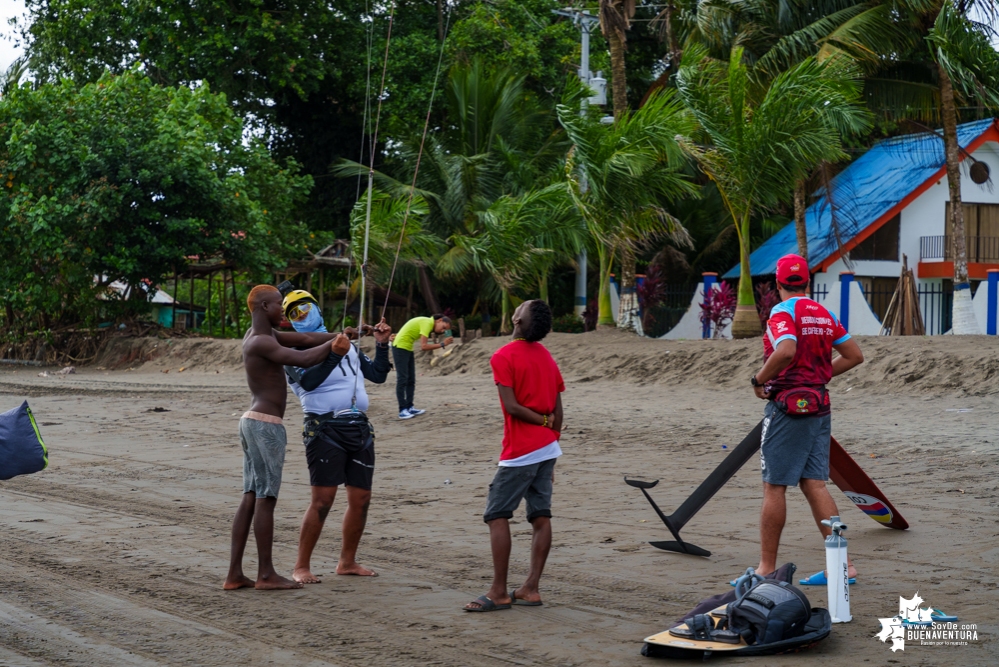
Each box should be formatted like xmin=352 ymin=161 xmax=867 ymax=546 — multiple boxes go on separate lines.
xmin=727 ymin=580 xmax=812 ymax=645
xmin=774 ymin=386 xmax=830 ymax=418
xmin=0 ymin=401 xmax=49 ymax=480
xmin=303 ymin=410 xmax=372 ymax=452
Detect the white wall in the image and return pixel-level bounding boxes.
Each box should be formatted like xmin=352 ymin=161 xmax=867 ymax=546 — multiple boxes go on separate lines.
xmin=811 ymin=280 xmax=883 ymax=336
xmin=972 ymin=277 xmax=998 ymax=333
xmin=660 ymin=285 xmax=734 ymax=339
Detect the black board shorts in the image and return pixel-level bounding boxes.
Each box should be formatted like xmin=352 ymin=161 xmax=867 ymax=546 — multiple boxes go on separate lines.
xmin=304 ymin=416 xmax=375 ymax=490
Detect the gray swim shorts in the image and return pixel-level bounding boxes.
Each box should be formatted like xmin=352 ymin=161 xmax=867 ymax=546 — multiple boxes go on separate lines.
xmin=239 ymin=415 xmax=287 ymax=498
xmin=759 ymin=401 xmax=831 ymax=487
xmin=483 ymin=458 xmax=557 ymax=523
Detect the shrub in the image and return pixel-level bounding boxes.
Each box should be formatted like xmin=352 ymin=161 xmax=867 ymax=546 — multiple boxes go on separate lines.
xmin=551 ymin=313 xmax=584 ymax=334
xmin=699 ymin=281 xmax=736 ymax=337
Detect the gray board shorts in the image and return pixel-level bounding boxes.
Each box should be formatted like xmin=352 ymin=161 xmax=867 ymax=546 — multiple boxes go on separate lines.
xmin=240 ymin=417 xmax=287 ymax=499
xmin=483 ymin=457 xmax=556 ymax=523
xmin=759 ymin=401 xmax=831 ymax=487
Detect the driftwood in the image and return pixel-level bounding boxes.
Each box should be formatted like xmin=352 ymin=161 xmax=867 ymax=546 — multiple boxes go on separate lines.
xmin=879 ymin=255 xmax=925 ymax=336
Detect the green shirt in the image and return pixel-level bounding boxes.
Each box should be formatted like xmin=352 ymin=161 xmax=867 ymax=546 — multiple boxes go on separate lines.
xmin=393 ymin=316 xmax=435 ymax=351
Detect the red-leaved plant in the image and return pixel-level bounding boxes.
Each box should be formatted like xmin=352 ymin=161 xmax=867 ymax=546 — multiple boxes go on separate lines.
xmin=755 ymin=282 xmax=780 ymax=326
xmin=699 ymin=280 xmax=736 ymax=337
xmin=636 ymin=264 xmax=667 ymax=332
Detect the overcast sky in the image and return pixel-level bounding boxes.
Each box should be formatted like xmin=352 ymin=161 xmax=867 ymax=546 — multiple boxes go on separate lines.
xmin=1 ymin=0 xmax=26 ymax=73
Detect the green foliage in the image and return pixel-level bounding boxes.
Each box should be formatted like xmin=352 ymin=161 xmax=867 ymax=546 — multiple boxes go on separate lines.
xmin=559 ymin=88 xmax=698 ymax=325
xmin=0 ymin=71 xmax=311 ymax=327
xmin=675 ymin=45 xmax=870 ymax=306
xmin=550 ymin=313 xmax=585 ymax=333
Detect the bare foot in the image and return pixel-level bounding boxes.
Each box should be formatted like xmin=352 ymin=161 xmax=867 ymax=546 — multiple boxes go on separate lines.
xmin=292 ymin=568 xmax=322 ymax=584
xmin=223 ymin=575 xmax=255 ymax=590
xmin=255 ymin=573 xmax=304 ymax=590
xmin=336 ymin=562 xmax=378 ymax=577
xmin=512 ymin=587 xmax=542 ymax=605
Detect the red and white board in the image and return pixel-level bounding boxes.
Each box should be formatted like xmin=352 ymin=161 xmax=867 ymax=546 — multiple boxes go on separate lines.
xmin=829 ymin=436 xmax=908 ymax=530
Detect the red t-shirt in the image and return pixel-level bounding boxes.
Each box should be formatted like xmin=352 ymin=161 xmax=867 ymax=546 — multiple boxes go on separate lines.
xmin=490 ymin=340 xmax=565 ymax=461
xmin=763 ymin=297 xmax=850 ymax=388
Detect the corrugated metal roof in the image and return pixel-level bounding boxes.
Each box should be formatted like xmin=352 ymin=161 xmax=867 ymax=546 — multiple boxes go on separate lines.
xmin=723 ymin=118 xmax=997 ymax=280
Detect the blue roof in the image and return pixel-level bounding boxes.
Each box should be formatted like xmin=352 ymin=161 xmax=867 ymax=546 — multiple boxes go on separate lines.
xmin=723 ymin=118 xmax=997 ymax=279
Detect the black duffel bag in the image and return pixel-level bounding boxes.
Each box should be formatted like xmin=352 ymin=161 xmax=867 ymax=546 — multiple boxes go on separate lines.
xmin=727 ymin=580 xmax=811 ymax=645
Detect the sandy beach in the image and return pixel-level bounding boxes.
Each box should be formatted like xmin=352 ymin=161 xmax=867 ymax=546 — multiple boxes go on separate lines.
xmin=1 ymin=329 xmax=997 ymax=666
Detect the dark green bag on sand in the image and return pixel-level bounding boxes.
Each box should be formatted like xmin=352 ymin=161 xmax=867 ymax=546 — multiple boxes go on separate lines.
xmin=0 ymin=401 xmax=49 ymax=480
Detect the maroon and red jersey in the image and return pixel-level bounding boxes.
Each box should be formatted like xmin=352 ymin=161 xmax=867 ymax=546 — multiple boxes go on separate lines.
xmin=763 ymin=296 xmax=850 ymax=389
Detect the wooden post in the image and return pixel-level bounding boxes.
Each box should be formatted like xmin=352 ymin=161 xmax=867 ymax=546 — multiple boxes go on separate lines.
xmin=231 ymin=269 xmax=242 ymax=337
xmin=171 ymin=267 xmax=179 ymax=329
xmin=189 ymin=271 xmax=195 ymax=330
xmin=406 ymin=281 xmax=413 ymax=320
xmin=221 ymin=270 xmax=227 ymax=338
xmin=319 ymin=267 xmax=325 ymax=315
xmin=207 ymin=271 xmax=213 ymax=335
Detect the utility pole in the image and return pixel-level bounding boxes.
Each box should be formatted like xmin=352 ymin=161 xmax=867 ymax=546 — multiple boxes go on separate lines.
xmin=554 ymin=9 xmax=604 ymax=320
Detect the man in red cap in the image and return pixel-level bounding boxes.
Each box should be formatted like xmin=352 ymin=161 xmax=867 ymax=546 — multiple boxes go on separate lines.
xmin=749 ymin=254 xmax=866 ymax=586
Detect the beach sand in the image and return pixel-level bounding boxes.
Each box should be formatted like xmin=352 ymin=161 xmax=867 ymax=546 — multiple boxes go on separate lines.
xmin=0 ymin=329 xmax=996 ymax=666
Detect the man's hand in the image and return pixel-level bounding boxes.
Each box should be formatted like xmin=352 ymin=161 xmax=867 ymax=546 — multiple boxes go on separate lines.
xmin=343 ymin=325 xmax=374 ymax=340
xmin=754 ymin=385 xmax=772 ymax=400
xmin=332 ymin=333 xmax=351 ymax=356
xmin=442 ymin=336 xmax=454 ymax=346
xmin=373 ymin=317 xmax=392 ymax=344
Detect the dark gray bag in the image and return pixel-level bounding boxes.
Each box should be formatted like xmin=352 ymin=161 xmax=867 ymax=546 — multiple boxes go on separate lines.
xmin=0 ymin=401 xmax=49 ymax=480
xmin=727 ymin=580 xmax=811 ymax=645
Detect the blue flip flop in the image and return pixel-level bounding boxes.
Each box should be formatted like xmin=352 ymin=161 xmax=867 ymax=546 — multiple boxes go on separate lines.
xmin=930 ymin=609 xmax=958 ymax=623
xmin=798 ymin=571 xmax=856 ymax=586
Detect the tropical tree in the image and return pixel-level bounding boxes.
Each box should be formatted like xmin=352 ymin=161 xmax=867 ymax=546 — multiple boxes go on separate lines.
xmin=437 ymin=184 xmax=584 ymax=332
xmin=675 ymin=46 xmax=870 ymax=338
xmin=0 ymin=70 xmax=311 ymax=329
xmin=559 ymin=89 xmax=698 ymax=329
xmin=704 ymin=0 xmax=999 ymax=333
xmin=339 ymin=59 xmax=572 ymax=324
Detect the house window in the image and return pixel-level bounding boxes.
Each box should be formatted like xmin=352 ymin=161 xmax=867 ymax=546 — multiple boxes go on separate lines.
xmin=945 ymin=202 xmax=999 ymax=262
xmin=851 ymin=214 xmax=900 ymax=261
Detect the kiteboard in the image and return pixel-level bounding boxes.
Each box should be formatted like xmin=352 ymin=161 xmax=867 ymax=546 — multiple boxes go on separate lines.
xmin=626 ymin=422 xmax=907 ymax=556
xmin=829 ymin=436 xmax=908 ymax=530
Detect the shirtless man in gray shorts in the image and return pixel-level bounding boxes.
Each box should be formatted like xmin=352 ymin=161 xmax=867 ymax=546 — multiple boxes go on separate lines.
xmin=223 ymin=284 xmax=351 ymax=590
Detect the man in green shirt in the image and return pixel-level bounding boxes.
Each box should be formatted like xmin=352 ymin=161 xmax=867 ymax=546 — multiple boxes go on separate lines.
xmin=392 ymin=314 xmax=453 ymax=419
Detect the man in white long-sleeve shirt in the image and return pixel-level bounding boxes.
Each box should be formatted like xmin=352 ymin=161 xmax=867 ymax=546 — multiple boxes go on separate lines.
xmin=280 ymin=289 xmax=392 ymax=583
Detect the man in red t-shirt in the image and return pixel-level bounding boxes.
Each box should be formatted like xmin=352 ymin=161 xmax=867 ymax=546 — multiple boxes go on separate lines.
xmin=464 ymin=300 xmax=564 ymax=612
xmin=750 ymin=254 xmax=865 ymax=586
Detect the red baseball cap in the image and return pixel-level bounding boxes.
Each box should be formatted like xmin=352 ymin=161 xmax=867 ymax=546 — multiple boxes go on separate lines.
xmin=776 ymin=254 xmax=809 ymax=285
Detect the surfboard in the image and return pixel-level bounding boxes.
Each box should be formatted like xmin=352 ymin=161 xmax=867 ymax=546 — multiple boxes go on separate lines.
xmin=829 ymin=436 xmax=908 ymax=530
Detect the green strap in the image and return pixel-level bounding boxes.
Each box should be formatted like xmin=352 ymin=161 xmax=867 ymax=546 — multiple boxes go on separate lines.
xmin=25 ymin=405 xmax=49 ymax=470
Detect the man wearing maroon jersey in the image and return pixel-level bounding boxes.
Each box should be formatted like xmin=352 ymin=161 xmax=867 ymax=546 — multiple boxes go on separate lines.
xmin=750 ymin=254 xmax=865 ymax=585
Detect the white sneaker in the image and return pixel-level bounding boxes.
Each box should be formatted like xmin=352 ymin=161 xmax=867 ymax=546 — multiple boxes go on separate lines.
xmin=398 ymin=409 xmax=415 ymax=420
xmin=407 ymin=407 xmax=426 ymax=416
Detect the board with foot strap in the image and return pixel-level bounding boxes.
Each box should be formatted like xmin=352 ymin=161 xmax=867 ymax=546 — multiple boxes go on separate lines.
xmin=642 ymin=604 xmax=832 ymax=659
xmin=626 ymin=422 xmax=907 ymax=557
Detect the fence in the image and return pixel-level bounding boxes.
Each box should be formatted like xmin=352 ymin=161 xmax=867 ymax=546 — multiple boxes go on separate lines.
xmin=858 ymin=282 xmax=955 ymax=335
xmin=641 ymin=283 xmax=698 ymax=338
xmin=920 ymin=235 xmax=999 ymax=263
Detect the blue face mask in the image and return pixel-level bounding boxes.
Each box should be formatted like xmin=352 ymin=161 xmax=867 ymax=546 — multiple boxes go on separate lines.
xmin=291 ymin=306 xmax=327 ymax=333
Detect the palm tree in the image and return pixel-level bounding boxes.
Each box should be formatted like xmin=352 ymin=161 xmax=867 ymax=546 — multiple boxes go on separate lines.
xmin=438 ymin=184 xmax=584 ymax=332
xmin=718 ymin=0 xmax=999 ymax=333
xmin=675 ymin=45 xmax=870 ymax=338
xmin=599 ymin=1 xmax=636 ymax=121
xmin=338 ymin=59 xmax=571 ymax=325
xmin=558 ymin=89 xmax=698 ymax=328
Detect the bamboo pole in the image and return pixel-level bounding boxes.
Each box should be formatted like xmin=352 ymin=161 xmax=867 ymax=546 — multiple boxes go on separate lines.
xmin=231 ymin=269 xmax=242 ymax=337
xmin=221 ymin=270 xmax=227 ymax=338
xmin=207 ymin=271 xmax=213 ymax=335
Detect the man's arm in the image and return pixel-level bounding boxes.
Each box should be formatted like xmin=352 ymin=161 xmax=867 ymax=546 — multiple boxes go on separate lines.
xmin=274 ymin=326 xmax=371 ymax=348
xmin=832 ymin=338 xmax=864 ymax=376
xmin=248 ymin=333 xmax=347 ymax=369
xmin=551 ymin=393 xmax=563 ymax=432
xmin=294 ymin=351 xmax=346 ymax=391
xmin=755 ymin=339 xmax=796 ymax=384
xmin=497 ymin=385 xmax=559 ymax=429
xmin=359 ymin=344 xmax=391 ymax=384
